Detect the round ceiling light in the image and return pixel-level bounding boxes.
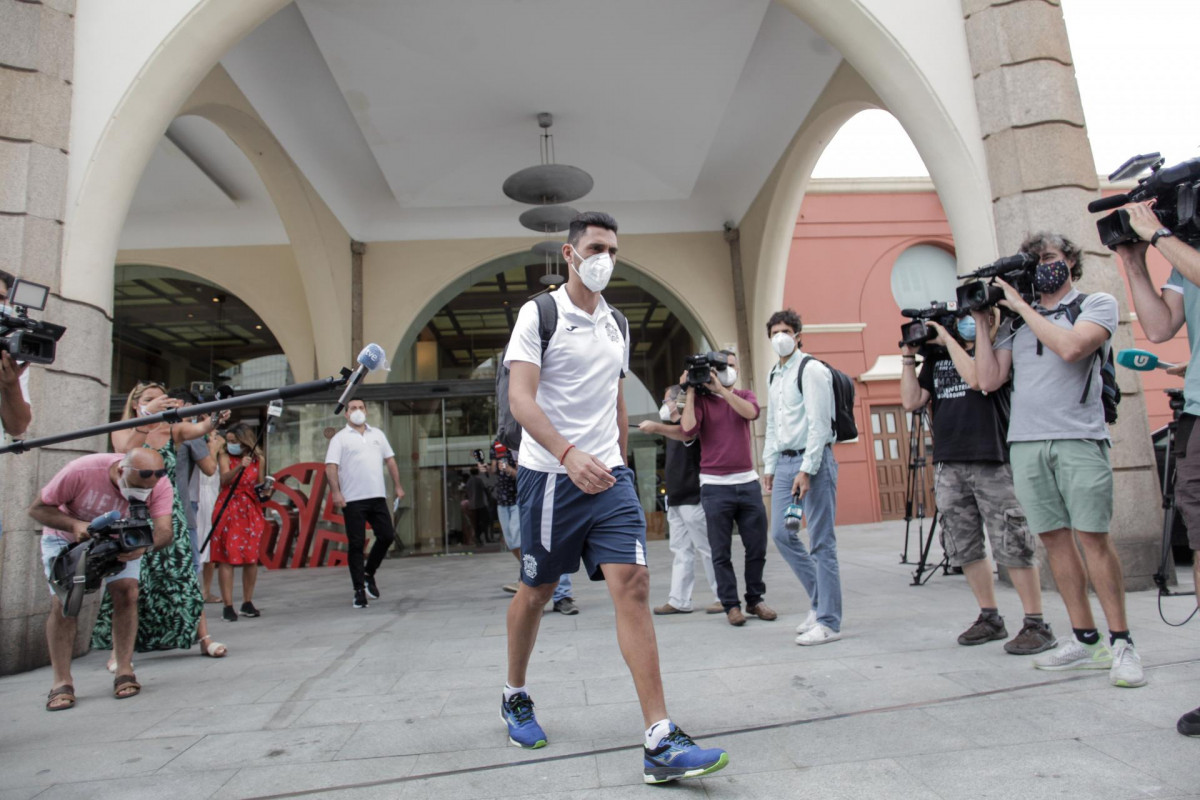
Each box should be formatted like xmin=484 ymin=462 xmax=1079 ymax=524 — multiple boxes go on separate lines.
xmin=531 ymin=240 xmax=566 ymax=257
xmin=503 ymin=164 xmax=593 ymax=205
xmin=519 ymin=204 xmax=578 ymax=233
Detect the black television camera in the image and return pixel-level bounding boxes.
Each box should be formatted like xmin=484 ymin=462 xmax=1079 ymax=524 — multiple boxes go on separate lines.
xmin=955 ymin=252 xmax=1039 ymax=314
xmin=0 ymin=279 xmax=65 ymax=365
xmin=49 ymin=504 xmax=155 ymax=617
xmin=683 ymin=351 xmax=730 ymax=395
xmin=898 ymin=301 xmax=964 ymax=349
xmin=1089 ymin=153 xmax=1200 ymax=248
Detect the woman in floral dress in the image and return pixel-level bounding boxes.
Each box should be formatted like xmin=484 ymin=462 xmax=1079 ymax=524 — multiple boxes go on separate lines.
xmin=92 ymin=382 xmax=228 ymax=659
xmin=210 ymin=423 xmax=266 ymax=623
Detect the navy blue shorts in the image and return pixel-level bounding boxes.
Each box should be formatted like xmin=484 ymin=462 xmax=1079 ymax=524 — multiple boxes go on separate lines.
xmin=517 ymin=465 xmax=647 ymax=585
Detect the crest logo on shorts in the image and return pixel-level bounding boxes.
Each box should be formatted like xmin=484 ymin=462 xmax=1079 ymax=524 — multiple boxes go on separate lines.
xmin=604 ymin=321 xmax=620 ymax=342
xmin=523 ymin=554 xmax=538 ymax=579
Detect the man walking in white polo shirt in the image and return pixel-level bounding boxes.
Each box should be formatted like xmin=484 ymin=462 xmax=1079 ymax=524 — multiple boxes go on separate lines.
xmin=325 ymin=398 xmax=406 ymax=609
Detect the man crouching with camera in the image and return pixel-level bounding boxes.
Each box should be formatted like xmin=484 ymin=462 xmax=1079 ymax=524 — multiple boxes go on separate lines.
xmin=29 ymin=449 xmax=174 ymax=710
xmin=900 ymin=311 xmax=1053 ymax=655
xmin=974 ymin=232 xmax=1146 ymax=688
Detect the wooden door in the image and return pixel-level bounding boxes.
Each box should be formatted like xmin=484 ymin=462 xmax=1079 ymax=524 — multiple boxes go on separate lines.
xmin=871 ymin=405 xmax=935 ymax=521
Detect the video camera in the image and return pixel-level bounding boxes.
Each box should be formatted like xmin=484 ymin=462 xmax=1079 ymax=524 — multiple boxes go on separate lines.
xmin=49 ymin=504 xmax=154 ymax=617
xmin=683 ymin=351 xmax=731 ymax=395
xmin=0 ymin=279 xmax=65 ymax=365
xmin=1089 ymin=153 xmax=1200 ymax=248
xmin=955 ymin=252 xmax=1039 ymax=314
xmin=898 ymin=301 xmax=964 ymax=349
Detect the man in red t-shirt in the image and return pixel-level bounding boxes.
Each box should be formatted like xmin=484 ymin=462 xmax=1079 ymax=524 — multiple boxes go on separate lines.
xmin=680 ymin=351 xmax=776 ymax=627
xmin=29 ymin=449 xmax=174 ymax=711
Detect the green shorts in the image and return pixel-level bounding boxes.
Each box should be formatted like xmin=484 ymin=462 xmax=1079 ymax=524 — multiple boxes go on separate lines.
xmin=1009 ymin=439 xmax=1112 ymax=535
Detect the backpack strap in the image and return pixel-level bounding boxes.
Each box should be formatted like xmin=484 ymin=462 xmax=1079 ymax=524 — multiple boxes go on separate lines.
xmin=533 ymin=292 xmax=558 ymax=357
xmin=1057 ymin=293 xmax=1105 ymax=404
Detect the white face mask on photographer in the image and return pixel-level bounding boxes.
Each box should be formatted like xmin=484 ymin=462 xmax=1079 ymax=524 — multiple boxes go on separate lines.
xmin=349 ymin=410 xmax=367 ymax=426
xmin=118 ymin=474 xmax=153 ymax=503
xmin=718 ymin=367 xmax=738 ymax=388
xmin=771 ymin=332 xmax=797 ymax=358
xmin=569 ymin=246 xmax=615 ymax=293
xmin=658 ymin=402 xmax=674 ymax=422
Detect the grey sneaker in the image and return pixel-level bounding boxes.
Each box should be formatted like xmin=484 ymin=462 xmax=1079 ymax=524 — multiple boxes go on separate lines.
xmin=553 ymin=598 xmax=578 ymax=615
xmin=957 ymin=614 xmax=1007 ymax=646
xmin=1004 ymin=620 xmax=1055 ymax=655
xmin=1033 ymin=636 xmax=1112 ymax=671
xmin=1109 ymin=640 xmax=1147 ymax=688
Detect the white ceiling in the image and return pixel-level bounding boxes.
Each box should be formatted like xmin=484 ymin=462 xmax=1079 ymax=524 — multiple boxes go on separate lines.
xmin=121 ymin=0 xmax=843 ymax=249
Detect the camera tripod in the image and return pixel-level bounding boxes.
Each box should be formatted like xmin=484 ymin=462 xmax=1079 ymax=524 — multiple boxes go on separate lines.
xmin=1154 ymin=390 xmax=1197 ymax=598
xmin=899 ymin=408 xmax=950 ymax=585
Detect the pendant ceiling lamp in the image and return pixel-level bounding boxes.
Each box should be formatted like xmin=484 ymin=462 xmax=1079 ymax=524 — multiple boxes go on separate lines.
xmin=503 ymin=113 xmax=593 ymax=207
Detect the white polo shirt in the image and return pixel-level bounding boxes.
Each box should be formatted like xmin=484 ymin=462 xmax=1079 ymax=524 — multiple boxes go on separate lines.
xmin=324 ymin=424 xmax=395 ymax=502
xmin=503 ymin=286 xmax=629 ymax=474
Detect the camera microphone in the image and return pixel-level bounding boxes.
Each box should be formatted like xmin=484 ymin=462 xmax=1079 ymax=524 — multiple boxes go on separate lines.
xmin=1087 ymin=193 xmax=1132 ymax=214
xmin=87 ymin=510 xmax=121 ymax=534
xmin=1116 ymin=348 xmax=1179 ymax=372
xmin=334 ymin=343 xmax=388 ymax=414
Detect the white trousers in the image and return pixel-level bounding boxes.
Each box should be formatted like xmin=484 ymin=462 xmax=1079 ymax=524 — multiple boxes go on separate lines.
xmin=667 ymin=503 xmax=719 ymax=610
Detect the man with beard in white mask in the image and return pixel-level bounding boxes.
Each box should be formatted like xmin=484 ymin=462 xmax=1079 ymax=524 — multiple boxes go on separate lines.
xmin=325 ymin=398 xmax=406 ymax=609
xmin=502 ymin=211 xmax=728 ymax=783
xmin=680 ymin=350 xmax=776 ymax=628
xmin=761 ymin=309 xmax=843 ymax=645
xmin=31 ymin=448 xmax=174 ymax=710
xmin=974 ymin=232 xmax=1145 ymax=688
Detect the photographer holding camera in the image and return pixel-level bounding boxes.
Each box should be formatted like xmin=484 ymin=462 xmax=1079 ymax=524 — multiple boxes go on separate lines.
xmin=974 ymin=232 xmax=1146 ymax=688
xmin=29 ymin=449 xmax=174 ymax=710
xmin=680 ymin=350 xmax=776 ymax=627
xmin=900 ymin=310 xmax=1052 ymax=654
xmin=0 ymin=270 xmax=32 ymax=439
xmin=1113 ymin=200 xmax=1200 ymax=730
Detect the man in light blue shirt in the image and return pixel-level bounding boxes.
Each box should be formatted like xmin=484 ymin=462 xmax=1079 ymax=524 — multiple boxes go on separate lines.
xmin=761 ymin=309 xmax=842 ymax=645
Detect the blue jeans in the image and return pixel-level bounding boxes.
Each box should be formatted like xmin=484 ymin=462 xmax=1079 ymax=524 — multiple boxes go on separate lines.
xmin=770 ymin=447 xmax=842 ymax=632
xmin=553 ymin=573 xmax=572 ymax=603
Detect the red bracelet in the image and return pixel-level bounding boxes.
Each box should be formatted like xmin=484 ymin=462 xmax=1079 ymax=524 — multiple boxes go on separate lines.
xmin=559 ymin=444 xmax=575 ymax=465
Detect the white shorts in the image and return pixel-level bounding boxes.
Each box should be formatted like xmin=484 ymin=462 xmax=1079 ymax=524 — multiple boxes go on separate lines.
xmin=41 ymin=533 xmax=140 ymax=597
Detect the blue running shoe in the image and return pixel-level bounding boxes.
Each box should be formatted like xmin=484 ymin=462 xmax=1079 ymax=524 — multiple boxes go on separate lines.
xmin=643 ymin=724 xmax=728 ymax=784
xmin=500 ymin=692 xmax=547 ymax=749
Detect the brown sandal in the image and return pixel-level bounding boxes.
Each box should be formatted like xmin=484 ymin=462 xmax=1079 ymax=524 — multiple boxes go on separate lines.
xmin=113 ymin=673 xmax=141 ymax=699
xmin=46 ymin=684 xmax=75 ymax=711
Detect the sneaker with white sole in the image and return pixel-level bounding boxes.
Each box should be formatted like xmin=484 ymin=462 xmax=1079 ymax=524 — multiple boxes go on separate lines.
xmin=795 ymin=622 xmax=841 ymax=646
xmin=795 ymin=609 xmax=818 ymax=635
xmin=1033 ymin=636 xmax=1111 ymax=671
xmin=1109 ymin=640 xmax=1147 ymax=688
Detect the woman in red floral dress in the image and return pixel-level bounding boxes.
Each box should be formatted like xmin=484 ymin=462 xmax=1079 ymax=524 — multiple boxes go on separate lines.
xmin=211 ymin=423 xmax=266 ymax=623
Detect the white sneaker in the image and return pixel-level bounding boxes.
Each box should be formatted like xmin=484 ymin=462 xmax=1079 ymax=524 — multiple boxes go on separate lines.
xmin=795 ymin=610 xmax=818 ymax=635
xmin=1032 ymin=636 xmax=1112 ymax=671
xmin=795 ymin=623 xmax=841 ymax=646
xmin=1109 ymin=640 xmax=1147 ymax=688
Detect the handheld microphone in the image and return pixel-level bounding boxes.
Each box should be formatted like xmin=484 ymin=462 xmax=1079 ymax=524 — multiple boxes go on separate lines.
xmin=86 ymin=510 xmax=121 ymax=534
xmin=334 ymin=343 xmax=388 ymax=414
xmin=1087 ymin=193 xmax=1132 ymax=214
xmin=1116 ymin=348 xmax=1179 ymax=371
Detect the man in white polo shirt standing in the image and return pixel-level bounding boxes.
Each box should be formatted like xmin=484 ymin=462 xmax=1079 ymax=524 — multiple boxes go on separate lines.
xmin=500 ymin=211 xmax=727 ymax=784
xmin=325 ymin=398 xmax=406 ymax=609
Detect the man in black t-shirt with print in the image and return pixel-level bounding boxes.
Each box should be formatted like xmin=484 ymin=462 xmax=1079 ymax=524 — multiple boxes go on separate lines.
xmin=900 ymin=313 xmax=1053 ymax=655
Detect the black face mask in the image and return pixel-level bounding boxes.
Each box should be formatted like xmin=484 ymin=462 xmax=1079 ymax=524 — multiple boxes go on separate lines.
xmin=1034 ymin=260 xmax=1070 ymax=294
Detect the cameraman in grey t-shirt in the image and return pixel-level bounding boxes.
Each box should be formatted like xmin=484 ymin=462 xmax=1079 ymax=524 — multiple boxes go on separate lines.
xmin=974 ymin=231 xmax=1145 ymax=689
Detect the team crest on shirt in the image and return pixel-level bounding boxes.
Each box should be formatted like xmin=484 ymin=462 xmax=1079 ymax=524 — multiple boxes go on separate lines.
xmin=523 ymin=554 xmax=538 ymax=579
xmin=604 ymin=321 xmax=620 ymax=342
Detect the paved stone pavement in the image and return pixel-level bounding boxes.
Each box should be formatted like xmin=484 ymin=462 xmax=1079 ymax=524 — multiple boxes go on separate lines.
xmin=2 ymin=521 xmax=1198 ymax=799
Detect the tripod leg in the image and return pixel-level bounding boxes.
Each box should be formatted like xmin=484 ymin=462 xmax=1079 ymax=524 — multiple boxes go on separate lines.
xmin=1156 ymin=427 xmax=1178 ymax=594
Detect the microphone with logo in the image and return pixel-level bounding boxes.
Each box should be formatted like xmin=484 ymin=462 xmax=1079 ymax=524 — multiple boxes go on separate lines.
xmin=1115 ymin=348 xmax=1181 ymax=372
xmin=334 ymin=343 xmax=389 ymax=414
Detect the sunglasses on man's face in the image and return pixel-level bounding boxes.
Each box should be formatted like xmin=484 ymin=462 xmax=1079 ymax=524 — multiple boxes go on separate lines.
xmin=126 ymin=468 xmax=168 ymax=479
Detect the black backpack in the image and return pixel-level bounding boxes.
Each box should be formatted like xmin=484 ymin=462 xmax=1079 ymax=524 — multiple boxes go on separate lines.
xmin=1059 ymin=293 xmax=1121 ymax=424
xmin=770 ymin=355 xmax=859 ymax=443
xmin=495 ymin=293 xmax=628 ymax=451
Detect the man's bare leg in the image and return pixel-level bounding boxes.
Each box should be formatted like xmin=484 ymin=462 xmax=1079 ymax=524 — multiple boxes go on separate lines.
xmin=1008 ymin=565 xmax=1044 ymax=616
xmin=108 ymin=580 xmax=138 ymax=676
xmin=1039 ymin=529 xmax=1096 ymax=629
xmin=1077 ymin=531 xmax=1128 ymax=632
xmin=602 ymin=563 xmax=667 ymax=727
xmin=961 ymin=558 xmax=997 ymax=609
xmin=506 ymin=581 xmax=557 ymax=688
xmin=46 ymin=596 xmax=76 ymax=693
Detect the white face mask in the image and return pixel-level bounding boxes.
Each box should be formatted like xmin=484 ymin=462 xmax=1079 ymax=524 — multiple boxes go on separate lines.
xmin=119 ymin=474 xmax=153 ymax=503
xmin=349 ymin=410 xmax=367 ymax=426
xmin=570 ymin=246 xmax=615 ymax=293
xmin=771 ymin=332 xmax=797 ymax=358
xmin=718 ymin=367 xmax=738 ymax=388
xmin=658 ymin=403 xmax=673 ymax=422
xmin=138 ymin=404 xmax=150 ymax=417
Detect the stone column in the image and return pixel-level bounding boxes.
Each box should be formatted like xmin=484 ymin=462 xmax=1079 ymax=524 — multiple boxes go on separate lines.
xmin=0 ymin=0 xmax=115 ymax=674
xmin=963 ymin=0 xmax=1162 ymax=588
